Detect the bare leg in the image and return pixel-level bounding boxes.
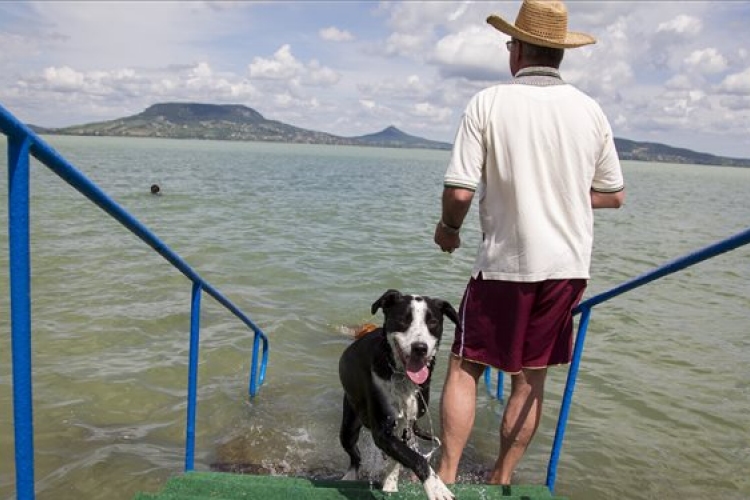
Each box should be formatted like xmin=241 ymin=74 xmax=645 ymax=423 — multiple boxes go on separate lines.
xmin=437 ymin=355 xmax=485 ymax=484
xmin=488 ymin=368 xmax=547 ymax=485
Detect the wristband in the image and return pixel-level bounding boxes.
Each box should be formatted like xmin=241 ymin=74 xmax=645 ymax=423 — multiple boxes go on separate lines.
xmin=439 ymin=219 xmax=461 ymax=235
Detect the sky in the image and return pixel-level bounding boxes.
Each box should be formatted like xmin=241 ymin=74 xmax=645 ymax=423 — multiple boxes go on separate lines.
xmin=2 ymin=1 xmax=750 ymax=158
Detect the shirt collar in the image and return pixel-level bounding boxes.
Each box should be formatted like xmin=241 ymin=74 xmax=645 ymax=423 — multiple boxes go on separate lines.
xmin=512 ymin=66 xmax=565 ymax=86
xmin=516 ymin=66 xmax=562 ymax=78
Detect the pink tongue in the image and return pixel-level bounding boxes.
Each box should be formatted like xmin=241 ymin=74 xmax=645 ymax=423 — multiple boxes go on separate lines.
xmin=406 ymin=365 xmax=429 ymax=385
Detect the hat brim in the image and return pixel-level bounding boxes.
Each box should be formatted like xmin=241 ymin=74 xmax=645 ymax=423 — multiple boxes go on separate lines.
xmin=487 ymin=14 xmax=596 ymax=49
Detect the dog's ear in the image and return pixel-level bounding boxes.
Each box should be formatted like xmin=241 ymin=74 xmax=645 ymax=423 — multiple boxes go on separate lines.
xmin=439 ymin=299 xmax=460 ymax=325
xmin=371 ymin=289 xmax=401 ymax=315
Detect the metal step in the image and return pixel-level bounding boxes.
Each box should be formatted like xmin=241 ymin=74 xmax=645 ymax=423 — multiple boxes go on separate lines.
xmin=134 ymin=471 xmax=568 ymax=500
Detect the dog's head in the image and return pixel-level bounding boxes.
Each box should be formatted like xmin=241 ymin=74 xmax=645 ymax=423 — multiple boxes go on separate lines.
xmin=371 ymin=289 xmax=459 ymax=385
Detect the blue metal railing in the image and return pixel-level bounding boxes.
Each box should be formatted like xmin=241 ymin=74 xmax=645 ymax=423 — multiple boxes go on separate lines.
xmin=484 ymin=366 xmax=504 ymax=402
xmin=1 ymin=102 xmax=270 ymax=500
xmin=483 ymin=225 xmax=750 ymax=493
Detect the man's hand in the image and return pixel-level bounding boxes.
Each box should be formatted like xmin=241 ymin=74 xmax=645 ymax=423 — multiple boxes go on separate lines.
xmin=434 ymin=221 xmax=461 ymax=254
xmin=436 ymin=186 xmax=474 ymax=253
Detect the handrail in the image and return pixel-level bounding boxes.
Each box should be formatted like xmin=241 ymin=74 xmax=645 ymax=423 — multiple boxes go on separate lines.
xmin=545 ymin=225 xmax=750 ymax=492
xmin=573 ymin=226 xmax=750 ymax=313
xmin=481 ymin=226 xmax=750 ymax=493
xmin=1 ymin=102 xmax=270 ymax=500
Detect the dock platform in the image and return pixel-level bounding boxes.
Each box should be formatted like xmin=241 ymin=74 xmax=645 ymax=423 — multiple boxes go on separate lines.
xmin=134 ymin=471 xmax=568 ymax=500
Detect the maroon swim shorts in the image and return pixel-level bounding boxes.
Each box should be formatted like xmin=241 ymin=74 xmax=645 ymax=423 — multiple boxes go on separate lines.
xmin=450 ymin=275 xmax=587 ymax=373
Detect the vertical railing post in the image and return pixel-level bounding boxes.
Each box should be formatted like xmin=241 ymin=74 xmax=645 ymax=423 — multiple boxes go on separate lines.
xmin=248 ymin=332 xmax=261 ymax=398
xmin=546 ymin=305 xmax=593 ymax=493
xmin=8 ymin=135 xmax=35 ymax=500
xmin=483 ymin=367 xmax=505 ymax=402
xmin=184 ymin=282 xmax=202 ymax=472
xmin=483 ymin=368 xmax=492 ymax=397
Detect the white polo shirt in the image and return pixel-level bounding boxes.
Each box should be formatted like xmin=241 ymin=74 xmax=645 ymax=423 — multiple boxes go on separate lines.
xmin=444 ymin=67 xmax=624 ymax=282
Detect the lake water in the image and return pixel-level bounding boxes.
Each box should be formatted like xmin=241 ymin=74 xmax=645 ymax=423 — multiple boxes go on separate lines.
xmin=1 ymin=136 xmax=749 ymax=500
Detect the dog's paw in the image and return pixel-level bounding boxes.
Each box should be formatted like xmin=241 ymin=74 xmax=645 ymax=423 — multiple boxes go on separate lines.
xmin=423 ymin=472 xmax=455 ymax=500
xmin=382 ymin=477 xmax=399 ymax=493
xmin=381 ymin=462 xmax=401 ymax=492
xmin=341 ymin=468 xmax=359 ymax=481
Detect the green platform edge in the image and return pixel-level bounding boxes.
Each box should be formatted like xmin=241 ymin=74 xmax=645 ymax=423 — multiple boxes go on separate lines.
xmin=134 ymin=471 xmax=569 ymax=500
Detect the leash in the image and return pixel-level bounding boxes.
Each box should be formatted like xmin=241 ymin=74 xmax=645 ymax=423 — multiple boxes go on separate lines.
xmin=415 ymin=389 xmax=442 ymax=462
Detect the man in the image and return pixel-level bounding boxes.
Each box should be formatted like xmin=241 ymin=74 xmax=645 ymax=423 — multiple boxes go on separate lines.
xmin=433 ymin=0 xmax=625 ymax=486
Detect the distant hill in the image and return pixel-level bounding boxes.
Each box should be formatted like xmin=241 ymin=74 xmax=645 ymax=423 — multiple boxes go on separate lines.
xmin=613 ymin=138 xmax=750 ymax=168
xmin=139 ymin=102 xmax=266 ymax=124
xmin=35 ymin=102 xmax=750 ymax=165
xmin=349 ymin=125 xmax=451 ymax=150
xmin=47 ymin=103 xmax=359 ymax=146
xmin=28 ymin=124 xmax=56 ymax=134
xmin=43 ymin=102 xmax=450 ymax=150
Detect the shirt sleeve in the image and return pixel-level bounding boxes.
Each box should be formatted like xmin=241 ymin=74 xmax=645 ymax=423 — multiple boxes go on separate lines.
xmin=592 ymin=120 xmax=624 ymax=193
xmin=444 ymin=100 xmax=484 ymax=192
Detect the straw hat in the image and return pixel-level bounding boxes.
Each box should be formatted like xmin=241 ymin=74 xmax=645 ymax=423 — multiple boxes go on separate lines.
xmin=487 ymin=0 xmax=595 ymax=49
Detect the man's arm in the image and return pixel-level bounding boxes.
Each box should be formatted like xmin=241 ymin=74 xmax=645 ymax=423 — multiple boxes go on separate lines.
xmin=591 ymin=188 xmax=625 ymax=209
xmin=434 ymin=187 xmax=474 ymax=253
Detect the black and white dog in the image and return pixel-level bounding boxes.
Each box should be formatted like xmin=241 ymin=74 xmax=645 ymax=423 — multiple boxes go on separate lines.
xmin=339 ymin=289 xmax=459 ymax=500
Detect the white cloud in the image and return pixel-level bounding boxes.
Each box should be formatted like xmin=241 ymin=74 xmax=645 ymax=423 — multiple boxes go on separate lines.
xmin=357 ymin=75 xmax=429 ymax=102
xmin=274 ymin=93 xmax=293 ymax=108
xmin=599 ymin=17 xmax=631 ymax=59
xmin=430 ymin=26 xmax=505 ymax=80
xmin=656 ymin=15 xmax=702 ymax=36
xmin=689 ymin=90 xmax=706 ymax=103
xmin=248 ymin=46 xmax=340 ymax=89
xmin=684 ymin=48 xmax=728 ymax=74
xmin=411 ymin=102 xmax=452 ymax=122
xmin=249 ymin=45 xmax=303 ymax=80
xmin=718 ymin=95 xmax=750 ymax=112
xmin=189 ymin=62 xmax=213 ymax=79
xmin=32 ymin=65 xmax=145 ymax=98
xmin=319 ymin=26 xmax=354 ymax=42
xmin=665 ymin=74 xmax=694 ymax=90
xmin=9 ymin=62 xmax=262 ymax=125
xmin=43 ymin=66 xmax=85 ymax=90
xmin=306 ymin=60 xmax=341 ymax=86
xmin=383 ymin=1 xmax=462 ymax=34
xmin=613 ymin=113 xmax=628 ymax=128
xmin=719 ymin=68 xmax=750 ymax=94
xmin=406 ymin=75 xmax=427 ymax=93
xmin=358 ymin=99 xmax=392 ymax=116
xmin=385 ymin=32 xmax=428 ymax=57
xmin=447 ymin=2 xmax=470 ymax=22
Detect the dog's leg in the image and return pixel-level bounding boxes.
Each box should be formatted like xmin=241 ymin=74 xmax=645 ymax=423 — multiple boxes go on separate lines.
xmin=381 ymin=458 xmax=401 ymax=493
xmin=339 ymin=396 xmax=362 ymax=481
xmin=371 ymin=419 xmax=455 ymax=500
